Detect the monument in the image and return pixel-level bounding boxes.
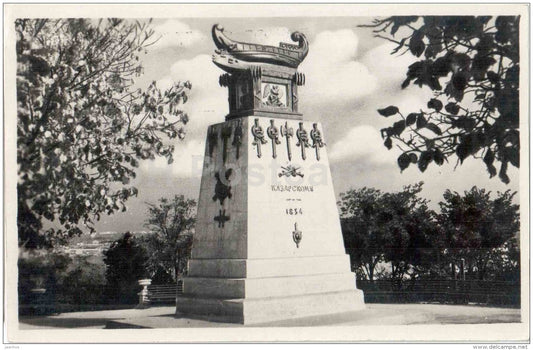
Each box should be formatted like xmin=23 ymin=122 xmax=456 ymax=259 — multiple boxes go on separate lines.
xmin=176 ymin=24 xmax=365 ymax=324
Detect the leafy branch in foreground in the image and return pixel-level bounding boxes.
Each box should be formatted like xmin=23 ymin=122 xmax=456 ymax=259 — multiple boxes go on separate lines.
xmin=363 ymin=16 xmax=519 ymax=183
xmin=17 ymin=19 xmax=192 ymax=248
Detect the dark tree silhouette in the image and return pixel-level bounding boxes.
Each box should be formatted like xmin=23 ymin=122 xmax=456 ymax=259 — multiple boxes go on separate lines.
xmin=437 ymin=186 xmax=519 ymax=280
xmin=103 ymin=232 xmax=147 ymax=304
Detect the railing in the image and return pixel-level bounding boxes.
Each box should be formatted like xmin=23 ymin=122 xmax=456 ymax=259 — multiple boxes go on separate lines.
xmin=147 ymin=281 xmax=183 ymax=304
xmin=357 ymin=279 xmax=520 ymax=306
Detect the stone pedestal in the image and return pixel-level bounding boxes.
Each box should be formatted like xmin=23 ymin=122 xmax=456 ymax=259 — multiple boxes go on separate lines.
xmin=136 ymin=278 xmax=152 ymax=309
xmin=176 ymin=116 xmax=365 ymax=324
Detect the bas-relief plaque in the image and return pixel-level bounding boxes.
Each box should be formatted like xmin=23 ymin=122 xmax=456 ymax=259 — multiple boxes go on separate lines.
xmin=261 ymin=83 xmax=288 ymax=107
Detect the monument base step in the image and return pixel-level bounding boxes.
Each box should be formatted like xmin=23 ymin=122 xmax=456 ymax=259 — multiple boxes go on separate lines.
xmin=176 ymin=289 xmax=365 ymax=325
xmin=187 ymin=255 xmax=352 ymax=278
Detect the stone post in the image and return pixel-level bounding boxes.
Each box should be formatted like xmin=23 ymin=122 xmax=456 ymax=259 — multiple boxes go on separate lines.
xmin=136 ymin=278 xmax=151 ymax=309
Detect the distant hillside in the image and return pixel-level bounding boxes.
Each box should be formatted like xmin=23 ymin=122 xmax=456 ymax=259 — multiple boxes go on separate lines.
xmin=58 ymin=231 xmax=153 ymax=257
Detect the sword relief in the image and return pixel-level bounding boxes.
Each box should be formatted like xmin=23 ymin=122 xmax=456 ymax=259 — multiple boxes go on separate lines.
xmin=251 ymin=118 xmax=267 ymax=158
xmin=267 ymin=119 xmax=281 ymax=158
xmin=295 ymin=122 xmax=310 ymax=161
xmin=280 ymin=121 xmax=294 ymax=161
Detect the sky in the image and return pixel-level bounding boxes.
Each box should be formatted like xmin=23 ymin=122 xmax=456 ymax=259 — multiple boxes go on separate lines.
xmin=93 ymin=17 xmax=520 ymax=233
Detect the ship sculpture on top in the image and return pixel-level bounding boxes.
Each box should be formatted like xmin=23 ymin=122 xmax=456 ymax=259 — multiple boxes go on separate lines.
xmin=211 ymin=24 xmax=307 ymax=120
xmin=212 ymin=24 xmax=309 ymax=69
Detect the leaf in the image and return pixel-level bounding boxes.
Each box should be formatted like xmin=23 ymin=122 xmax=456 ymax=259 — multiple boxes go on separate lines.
xmin=377 ymin=106 xmax=399 ymax=117
xmin=418 ymin=151 xmax=433 ymax=172
xmin=486 ymin=163 xmax=497 ymax=178
xmin=405 ymin=113 xmax=418 ymax=126
xmin=397 ymin=153 xmax=411 ymax=172
xmin=456 ymin=140 xmax=471 ymax=163
xmin=505 ymin=147 xmax=519 ymax=167
xmin=433 ymin=148 xmax=445 ymax=165
xmin=384 ymin=137 xmax=393 ymax=150
xmin=452 ymin=71 xmax=468 ymax=91
xmin=416 ymin=114 xmax=428 ymax=129
xmin=409 ymin=30 xmax=425 ymax=57
xmin=499 ymin=161 xmax=510 ymax=184
xmin=445 ymin=103 xmax=460 ymax=115
xmin=427 ymin=98 xmax=443 ymax=111
xmin=431 ymin=57 xmax=451 ymax=77
xmin=392 ymin=121 xmax=406 ymax=136
xmin=487 ymin=71 xmax=500 ymax=84
xmin=425 ymin=123 xmax=442 ymax=135
xmin=483 ymin=148 xmax=495 ymax=166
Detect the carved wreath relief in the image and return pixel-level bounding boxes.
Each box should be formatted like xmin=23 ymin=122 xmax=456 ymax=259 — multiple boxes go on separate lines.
xmin=213 ymin=169 xmax=233 ymax=205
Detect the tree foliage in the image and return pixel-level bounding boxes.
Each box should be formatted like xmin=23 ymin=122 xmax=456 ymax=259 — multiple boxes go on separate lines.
xmin=339 ymin=184 xmax=519 ymax=283
xmin=103 ymin=232 xmax=147 ymax=304
xmin=437 ymin=187 xmax=519 ymax=280
xmin=16 ymin=18 xmax=191 ymax=248
xmin=339 ymin=183 xmax=439 ymax=281
xmin=365 ymin=16 xmax=519 ymax=183
xmin=143 ymin=195 xmax=196 ymax=281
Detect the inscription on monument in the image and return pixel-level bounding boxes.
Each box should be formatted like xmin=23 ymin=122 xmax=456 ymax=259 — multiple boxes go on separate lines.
xmin=271 ymin=185 xmax=314 ymax=192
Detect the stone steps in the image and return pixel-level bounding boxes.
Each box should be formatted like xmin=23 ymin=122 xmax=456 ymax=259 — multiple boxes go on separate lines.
xmin=176 ymin=289 xmax=365 ymax=325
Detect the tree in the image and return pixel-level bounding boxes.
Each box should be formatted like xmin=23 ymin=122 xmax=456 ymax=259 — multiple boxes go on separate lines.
xmin=339 ymin=187 xmax=387 ymax=280
xmin=143 ymin=195 xmax=196 ymax=281
xmin=364 ymin=16 xmax=519 ymax=183
xmin=437 ymin=186 xmax=519 ymax=280
xmin=56 ymin=255 xmax=107 ymax=307
xmin=339 ymin=183 xmax=439 ymax=282
xmin=16 ymin=19 xmax=192 ymax=248
xmin=103 ymin=232 xmax=147 ymax=304
xmin=378 ymin=183 xmax=438 ymax=282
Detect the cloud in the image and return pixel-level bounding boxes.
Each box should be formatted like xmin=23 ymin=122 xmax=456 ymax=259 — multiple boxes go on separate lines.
xmin=299 ymin=29 xmax=378 ymax=107
xmin=328 ymin=125 xmax=399 ymax=165
xmin=151 ymin=20 xmax=205 ymax=50
xmin=243 ymin=26 xmax=293 ymax=47
xmin=359 ymin=42 xmax=418 ymax=89
xmin=157 ymin=54 xmax=227 ymax=138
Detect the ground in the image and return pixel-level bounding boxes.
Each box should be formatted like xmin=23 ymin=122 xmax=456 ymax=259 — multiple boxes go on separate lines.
xmin=18 ymin=303 xmax=520 ymax=329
